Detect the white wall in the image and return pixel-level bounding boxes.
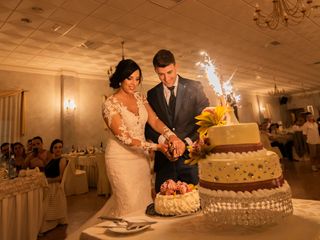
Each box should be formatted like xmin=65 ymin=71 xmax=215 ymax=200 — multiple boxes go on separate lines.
xmin=0 ymin=69 xmax=110 ymax=150
xmin=0 ymin=70 xmax=61 ymax=148
xmin=0 ymin=68 xmax=284 ymax=150
xmin=287 ymin=92 xmax=320 ymax=119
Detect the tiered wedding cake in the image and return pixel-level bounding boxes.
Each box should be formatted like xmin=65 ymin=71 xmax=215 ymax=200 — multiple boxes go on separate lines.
xmin=188 ymin=107 xmax=293 ymax=225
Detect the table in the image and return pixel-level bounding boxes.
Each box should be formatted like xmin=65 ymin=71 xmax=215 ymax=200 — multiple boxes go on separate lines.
xmin=270 ymin=132 xmax=294 ymax=145
xmin=77 ymin=154 xmax=99 ymax=188
xmin=80 ymin=199 xmax=320 ymax=240
xmin=0 ymin=171 xmax=48 ymax=240
xmin=68 ymin=153 xmax=110 ymax=195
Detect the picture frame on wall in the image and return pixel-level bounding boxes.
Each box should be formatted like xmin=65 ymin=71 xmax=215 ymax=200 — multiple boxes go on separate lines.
xmin=306 ymin=105 xmax=314 ymax=115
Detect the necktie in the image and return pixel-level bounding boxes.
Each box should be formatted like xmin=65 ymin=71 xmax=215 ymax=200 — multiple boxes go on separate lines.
xmin=168 ymin=86 xmax=176 ymax=123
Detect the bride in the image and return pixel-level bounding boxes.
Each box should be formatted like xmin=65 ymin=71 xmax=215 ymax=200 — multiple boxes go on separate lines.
xmin=67 ymin=59 xmax=184 ymax=239
xmin=101 ymin=59 xmax=184 ymax=217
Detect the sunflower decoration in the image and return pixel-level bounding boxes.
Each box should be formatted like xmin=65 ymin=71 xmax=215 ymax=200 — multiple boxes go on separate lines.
xmin=184 ymin=106 xmax=228 ymax=165
xmin=195 ymin=106 xmax=228 ymax=139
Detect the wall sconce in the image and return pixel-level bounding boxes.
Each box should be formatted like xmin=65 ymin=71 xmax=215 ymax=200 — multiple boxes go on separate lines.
xmin=260 ymin=105 xmax=266 ymax=112
xmin=64 ymin=99 xmax=77 ymax=111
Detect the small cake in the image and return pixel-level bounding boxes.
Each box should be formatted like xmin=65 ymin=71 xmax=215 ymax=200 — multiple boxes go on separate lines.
xmin=154 ymin=179 xmax=200 ymax=216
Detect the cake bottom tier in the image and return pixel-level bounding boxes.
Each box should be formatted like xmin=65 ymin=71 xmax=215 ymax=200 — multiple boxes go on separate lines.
xmin=199 ymin=181 xmax=293 ymax=226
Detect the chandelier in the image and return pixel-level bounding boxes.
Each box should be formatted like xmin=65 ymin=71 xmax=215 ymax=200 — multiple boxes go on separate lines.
xmin=107 ymin=41 xmax=125 ymax=79
xmin=268 ymin=83 xmax=286 ymax=96
xmin=253 ymin=0 xmax=320 ymax=29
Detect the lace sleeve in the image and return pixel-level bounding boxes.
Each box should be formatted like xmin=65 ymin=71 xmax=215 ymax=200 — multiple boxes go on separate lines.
xmin=102 ymin=98 xmax=158 ymax=151
xmin=102 ymin=98 xmax=117 ymax=126
xmin=163 ymin=126 xmax=175 ymax=139
xmin=135 ymin=92 xmax=148 ymax=105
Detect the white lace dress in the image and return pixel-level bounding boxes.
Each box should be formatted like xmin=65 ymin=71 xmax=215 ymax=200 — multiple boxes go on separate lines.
xmin=100 ymin=92 xmax=154 ymax=217
xmin=66 ymin=93 xmax=173 ymax=239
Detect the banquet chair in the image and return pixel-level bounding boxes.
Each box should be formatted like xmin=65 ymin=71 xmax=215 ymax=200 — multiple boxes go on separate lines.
xmin=260 ymin=132 xmax=283 ymax=159
xmin=40 ymin=164 xmax=68 ymax=233
xmin=78 ymin=155 xmax=98 ymax=188
xmin=63 ymin=156 xmax=89 ymax=196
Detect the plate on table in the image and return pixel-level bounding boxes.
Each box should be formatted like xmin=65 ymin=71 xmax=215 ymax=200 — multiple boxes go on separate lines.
xmin=102 ymin=217 xmax=154 ymax=234
xmin=106 ymin=224 xmax=151 ymax=234
xmin=145 ymin=203 xmax=200 ymax=218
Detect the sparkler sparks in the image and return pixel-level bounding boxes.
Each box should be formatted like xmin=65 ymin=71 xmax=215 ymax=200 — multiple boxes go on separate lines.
xmin=197 ymin=51 xmax=240 ymax=106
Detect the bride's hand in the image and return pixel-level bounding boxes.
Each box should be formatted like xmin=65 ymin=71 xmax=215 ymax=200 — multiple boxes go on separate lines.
xmin=157 ymin=143 xmax=177 ymax=161
xmin=157 ymin=143 xmax=168 ymax=154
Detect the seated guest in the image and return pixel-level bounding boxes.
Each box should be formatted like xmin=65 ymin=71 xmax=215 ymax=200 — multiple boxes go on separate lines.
xmin=26 ymin=138 xmax=33 ymax=156
xmin=269 ymin=123 xmax=293 ymax=160
xmin=45 ymin=139 xmax=67 ymax=183
xmin=12 ymin=142 xmax=27 ymax=172
xmin=269 ymin=123 xmax=280 ymax=134
xmin=40 ymin=139 xmax=68 ymax=233
xmin=292 ymin=118 xmax=305 ymax=132
xmin=260 ymin=122 xmax=283 ymax=159
xmin=25 ymin=136 xmax=51 ymax=171
xmin=0 ymin=142 xmax=10 ymax=166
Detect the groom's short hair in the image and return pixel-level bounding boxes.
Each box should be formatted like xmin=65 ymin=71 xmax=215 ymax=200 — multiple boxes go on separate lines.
xmin=153 ymin=49 xmax=175 ymax=68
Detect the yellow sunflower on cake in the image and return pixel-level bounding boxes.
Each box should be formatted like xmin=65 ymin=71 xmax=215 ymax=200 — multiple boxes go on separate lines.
xmin=185 ymin=106 xmax=228 ymax=165
xmin=195 ymin=106 xmax=228 ymax=139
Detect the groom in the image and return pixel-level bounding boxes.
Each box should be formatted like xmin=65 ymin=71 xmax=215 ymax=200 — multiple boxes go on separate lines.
xmin=145 ymin=49 xmax=209 ymax=192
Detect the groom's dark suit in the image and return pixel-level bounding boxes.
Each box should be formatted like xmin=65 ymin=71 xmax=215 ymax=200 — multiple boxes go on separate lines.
xmin=145 ymin=76 xmax=209 ymax=192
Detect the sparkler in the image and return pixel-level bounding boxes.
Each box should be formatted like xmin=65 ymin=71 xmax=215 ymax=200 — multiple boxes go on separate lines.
xmin=196 ymin=51 xmax=240 ymax=107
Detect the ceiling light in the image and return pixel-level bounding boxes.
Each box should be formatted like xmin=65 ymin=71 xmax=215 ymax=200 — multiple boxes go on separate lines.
xmin=31 ymin=6 xmax=44 ymax=13
xmin=20 ymin=18 xmax=32 ymax=23
xmin=148 ymin=0 xmax=184 ymax=9
xmin=253 ymin=0 xmax=320 ymax=30
xmin=51 ymin=24 xmax=61 ymax=32
xmin=270 ymin=40 xmax=281 ymax=46
xmin=268 ymin=77 xmax=286 ymax=96
xmin=79 ymin=40 xmax=103 ymax=50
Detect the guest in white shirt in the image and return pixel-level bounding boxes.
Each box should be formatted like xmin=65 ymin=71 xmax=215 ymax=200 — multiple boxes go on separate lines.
xmin=302 ymin=113 xmax=320 ymax=171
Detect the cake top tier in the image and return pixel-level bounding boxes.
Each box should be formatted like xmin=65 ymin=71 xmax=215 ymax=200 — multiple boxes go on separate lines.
xmin=207 ymin=123 xmax=261 ymax=147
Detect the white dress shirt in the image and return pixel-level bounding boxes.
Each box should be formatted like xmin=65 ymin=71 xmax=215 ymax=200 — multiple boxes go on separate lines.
xmin=302 ymin=121 xmax=320 ymax=144
xmin=157 ymin=76 xmax=192 ymax=146
xmin=163 ymin=76 xmax=179 ymax=105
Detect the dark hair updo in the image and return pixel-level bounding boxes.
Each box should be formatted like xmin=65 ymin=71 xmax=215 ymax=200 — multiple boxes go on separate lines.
xmin=109 ymin=59 xmax=142 ymax=89
xmin=50 ymin=139 xmax=63 ymax=153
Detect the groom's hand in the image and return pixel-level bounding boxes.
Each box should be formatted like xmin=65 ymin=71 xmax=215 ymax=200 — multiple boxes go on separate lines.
xmin=168 ymin=135 xmax=185 ymax=159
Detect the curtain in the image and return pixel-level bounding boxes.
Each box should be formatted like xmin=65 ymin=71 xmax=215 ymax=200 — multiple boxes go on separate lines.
xmin=0 ymin=90 xmax=25 ymax=144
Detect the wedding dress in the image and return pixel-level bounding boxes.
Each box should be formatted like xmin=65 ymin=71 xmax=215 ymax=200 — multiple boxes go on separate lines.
xmin=100 ymin=92 xmax=154 ymax=216
xmin=67 ymin=92 xmax=170 ymax=239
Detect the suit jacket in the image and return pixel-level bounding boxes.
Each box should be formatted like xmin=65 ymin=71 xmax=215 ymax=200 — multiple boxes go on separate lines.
xmin=145 ymin=76 xmax=209 ymax=172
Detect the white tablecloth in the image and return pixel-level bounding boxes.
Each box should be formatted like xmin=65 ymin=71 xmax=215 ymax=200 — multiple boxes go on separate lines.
xmin=77 ymin=155 xmax=98 ymax=188
xmin=0 ymin=172 xmax=48 ymax=240
xmin=75 ymin=153 xmax=110 ymax=195
xmin=80 ymin=199 xmax=320 ymax=240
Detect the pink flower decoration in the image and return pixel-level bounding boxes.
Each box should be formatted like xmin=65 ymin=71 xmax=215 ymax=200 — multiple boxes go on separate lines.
xmin=160 ymin=179 xmax=192 ymax=195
